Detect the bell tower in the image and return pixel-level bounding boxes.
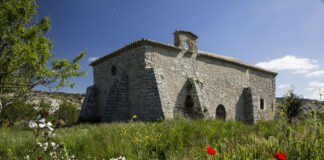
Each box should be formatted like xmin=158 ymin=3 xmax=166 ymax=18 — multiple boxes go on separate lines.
xmin=173 ymin=30 xmax=198 ymax=52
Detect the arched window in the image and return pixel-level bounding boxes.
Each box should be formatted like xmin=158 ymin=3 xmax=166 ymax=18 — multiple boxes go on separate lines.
xmin=111 ymin=66 xmax=116 ymax=76
xmin=185 ymin=40 xmax=192 ymax=51
xmin=216 ymin=104 xmax=226 ymax=120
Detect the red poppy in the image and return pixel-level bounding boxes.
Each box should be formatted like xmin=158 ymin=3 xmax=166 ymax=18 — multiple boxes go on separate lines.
xmin=267 ymin=150 xmax=272 ymax=153
xmin=206 ymin=147 xmax=216 ymax=155
xmin=273 ymin=152 xmax=287 ymax=160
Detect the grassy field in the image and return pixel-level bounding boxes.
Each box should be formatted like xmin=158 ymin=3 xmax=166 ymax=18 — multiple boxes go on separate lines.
xmin=0 ymin=116 xmax=323 ymax=160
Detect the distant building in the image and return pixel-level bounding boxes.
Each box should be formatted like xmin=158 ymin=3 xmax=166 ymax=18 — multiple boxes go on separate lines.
xmin=78 ymin=30 xmax=277 ymax=124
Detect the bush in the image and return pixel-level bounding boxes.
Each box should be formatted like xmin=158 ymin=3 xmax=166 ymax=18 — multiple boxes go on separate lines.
xmin=54 ymin=100 xmax=80 ymax=126
xmin=281 ymin=89 xmax=303 ymax=122
xmin=0 ymin=98 xmax=38 ymax=126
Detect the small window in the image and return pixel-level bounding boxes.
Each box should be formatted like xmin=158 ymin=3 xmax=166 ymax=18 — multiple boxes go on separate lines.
xmin=111 ymin=66 xmax=116 ymax=76
xmin=260 ymin=99 xmax=264 ymax=110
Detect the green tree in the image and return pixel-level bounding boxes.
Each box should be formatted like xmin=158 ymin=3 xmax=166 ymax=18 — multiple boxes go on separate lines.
xmin=281 ymin=89 xmax=304 ymax=122
xmin=0 ymin=0 xmax=86 ymax=107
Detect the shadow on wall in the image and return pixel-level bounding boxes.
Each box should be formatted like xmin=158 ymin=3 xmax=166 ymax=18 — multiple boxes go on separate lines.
xmin=174 ymin=79 xmax=204 ymax=119
xmin=235 ymin=89 xmax=245 ymax=122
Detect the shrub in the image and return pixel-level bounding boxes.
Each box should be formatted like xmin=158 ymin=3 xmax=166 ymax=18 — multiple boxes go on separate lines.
xmin=54 ymin=101 xmax=79 ymax=126
xmin=281 ymin=89 xmax=303 ymax=122
xmin=0 ymin=98 xmax=38 ymax=126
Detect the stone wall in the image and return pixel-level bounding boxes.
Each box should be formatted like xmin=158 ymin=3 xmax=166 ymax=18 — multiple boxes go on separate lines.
xmin=93 ymin=45 xmax=147 ymax=121
xmin=145 ymin=45 xmax=276 ymax=122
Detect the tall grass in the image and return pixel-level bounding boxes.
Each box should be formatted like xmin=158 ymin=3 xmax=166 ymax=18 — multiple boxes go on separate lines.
xmin=0 ymin=116 xmax=323 ymax=159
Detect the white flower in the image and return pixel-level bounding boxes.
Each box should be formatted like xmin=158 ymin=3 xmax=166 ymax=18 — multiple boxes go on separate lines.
xmin=110 ymin=156 xmax=126 ymax=160
xmin=69 ymin=155 xmax=76 ymax=160
xmin=49 ymin=152 xmax=54 ymax=157
xmin=48 ymin=126 xmax=54 ymax=131
xmin=47 ymin=122 xmax=54 ymax=131
xmin=36 ymin=115 xmax=42 ymax=121
xmin=37 ymin=142 xmax=43 ymax=147
xmin=24 ymin=155 xmax=30 ymax=159
xmin=47 ymin=122 xmax=52 ymax=127
xmin=51 ymin=142 xmax=56 ymax=147
xmin=39 ymin=123 xmax=46 ymax=128
xmin=43 ymin=142 xmax=48 ymax=151
xmin=28 ymin=120 xmax=37 ymax=128
xmin=38 ymin=118 xmax=45 ymax=123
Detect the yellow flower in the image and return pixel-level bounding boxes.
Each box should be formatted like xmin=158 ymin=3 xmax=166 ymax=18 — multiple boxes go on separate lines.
xmin=133 ymin=115 xmax=137 ymax=119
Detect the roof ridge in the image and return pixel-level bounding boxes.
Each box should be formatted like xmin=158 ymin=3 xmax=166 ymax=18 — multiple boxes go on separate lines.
xmin=89 ymin=39 xmax=277 ymax=76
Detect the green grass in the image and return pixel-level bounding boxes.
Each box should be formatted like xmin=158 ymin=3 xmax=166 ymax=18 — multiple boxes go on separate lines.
xmin=0 ymin=117 xmax=323 ymax=160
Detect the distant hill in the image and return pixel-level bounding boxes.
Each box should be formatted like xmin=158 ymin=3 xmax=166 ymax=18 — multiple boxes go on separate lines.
xmin=2 ymin=91 xmax=84 ymax=113
xmin=2 ymin=91 xmax=323 ymax=115
xmin=276 ymin=98 xmax=324 ymax=115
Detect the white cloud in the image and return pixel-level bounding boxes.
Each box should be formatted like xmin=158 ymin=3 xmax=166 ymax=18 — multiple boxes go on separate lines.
xmin=304 ymin=87 xmax=315 ymax=91
xmin=256 ymin=55 xmax=319 ymax=74
xmin=305 ymin=70 xmax=324 ymax=77
xmin=309 ymin=81 xmax=324 ymax=87
xmin=88 ymin=57 xmax=99 ymax=62
xmin=304 ymin=88 xmax=324 ymax=100
xmin=278 ymin=84 xmax=291 ymax=89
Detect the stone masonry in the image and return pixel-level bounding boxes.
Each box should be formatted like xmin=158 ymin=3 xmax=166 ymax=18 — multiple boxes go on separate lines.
xmin=78 ymin=30 xmax=277 ymax=124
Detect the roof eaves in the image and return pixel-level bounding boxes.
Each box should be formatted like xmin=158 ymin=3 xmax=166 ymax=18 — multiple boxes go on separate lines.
xmin=198 ymin=51 xmax=278 ymax=76
xmin=89 ymin=39 xmax=181 ymax=66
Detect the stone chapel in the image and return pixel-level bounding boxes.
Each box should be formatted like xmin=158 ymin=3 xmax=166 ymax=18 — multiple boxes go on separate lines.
xmin=78 ymin=30 xmax=277 ymax=124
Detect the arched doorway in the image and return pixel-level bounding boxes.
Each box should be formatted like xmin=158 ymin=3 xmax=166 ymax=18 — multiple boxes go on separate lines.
xmin=216 ymin=104 xmax=226 ymax=120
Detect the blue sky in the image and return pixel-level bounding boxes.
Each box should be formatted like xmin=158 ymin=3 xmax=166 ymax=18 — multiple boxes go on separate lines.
xmin=36 ymin=0 xmax=324 ymax=100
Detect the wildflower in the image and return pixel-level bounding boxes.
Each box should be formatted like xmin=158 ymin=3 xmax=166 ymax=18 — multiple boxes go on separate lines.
xmin=24 ymin=155 xmax=30 ymax=160
xmin=70 ymin=155 xmax=76 ymax=160
xmin=49 ymin=152 xmax=55 ymax=157
xmin=28 ymin=120 xmax=37 ymax=128
xmin=273 ymin=152 xmax=287 ymax=160
xmin=39 ymin=123 xmax=46 ymax=128
xmin=206 ymin=146 xmax=216 ymax=155
xmin=110 ymin=156 xmax=126 ymax=160
xmin=38 ymin=118 xmax=45 ymax=123
xmin=43 ymin=142 xmax=48 ymax=151
xmin=37 ymin=142 xmax=43 ymax=147
xmin=267 ymin=150 xmax=272 ymax=153
xmin=133 ymin=115 xmax=137 ymax=119
xmin=36 ymin=115 xmax=42 ymax=121
xmin=38 ymin=118 xmax=46 ymax=128
xmin=51 ymin=142 xmax=56 ymax=147
xmin=47 ymin=122 xmax=54 ymax=131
